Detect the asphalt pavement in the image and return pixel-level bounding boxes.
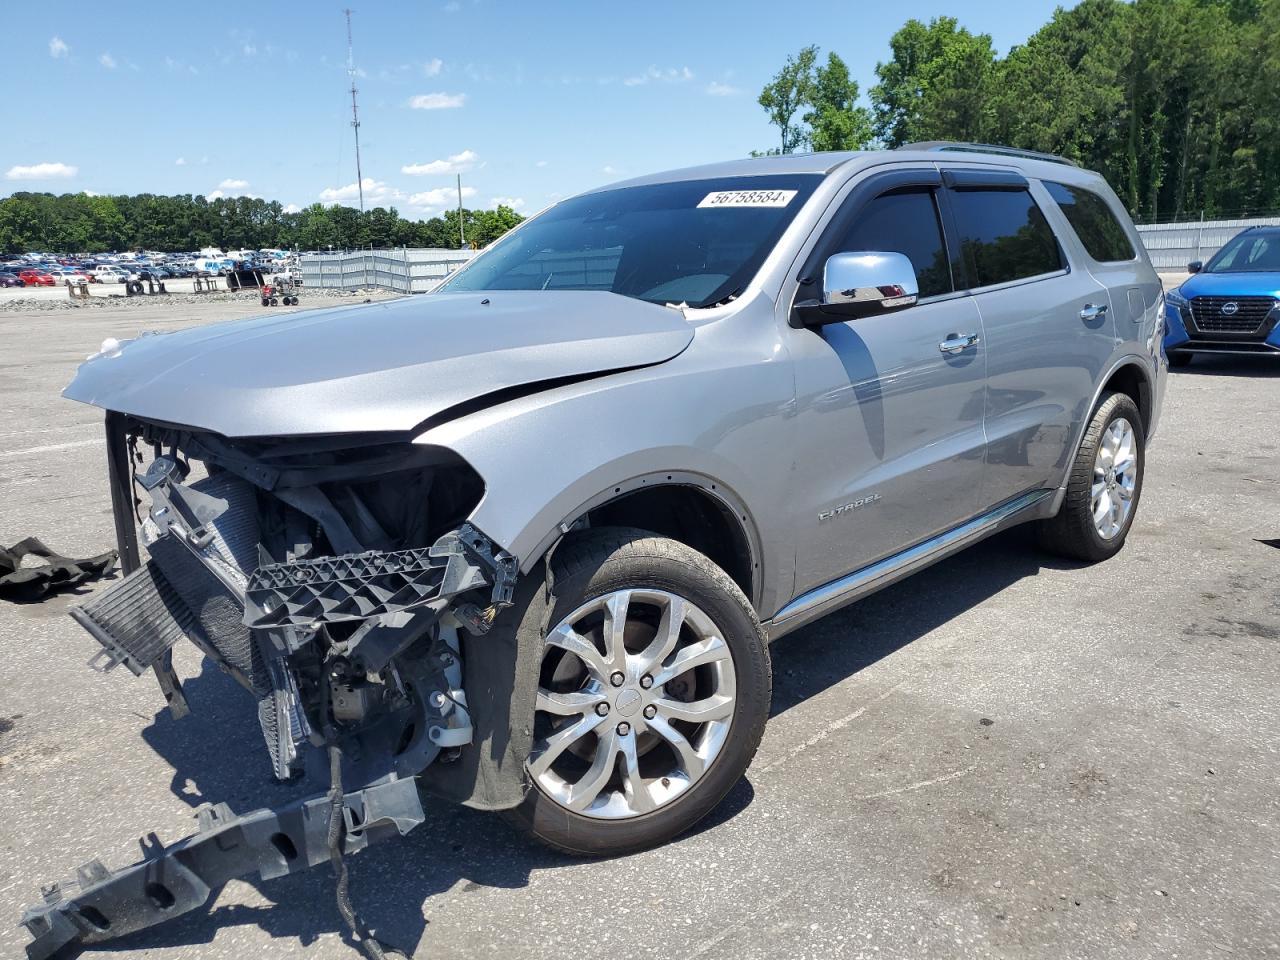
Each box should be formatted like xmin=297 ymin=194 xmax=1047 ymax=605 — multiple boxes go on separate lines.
xmin=0 ymin=298 xmax=1277 ymax=960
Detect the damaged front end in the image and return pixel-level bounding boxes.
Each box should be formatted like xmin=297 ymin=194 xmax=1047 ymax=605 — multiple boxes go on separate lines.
xmin=21 ymin=412 xmax=517 ymax=959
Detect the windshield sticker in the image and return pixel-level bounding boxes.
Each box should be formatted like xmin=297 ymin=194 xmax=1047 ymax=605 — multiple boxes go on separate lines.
xmin=697 ymin=189 xmax=798 ymax=209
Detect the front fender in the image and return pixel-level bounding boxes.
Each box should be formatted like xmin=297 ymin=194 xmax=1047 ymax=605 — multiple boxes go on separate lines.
xmin=413 ymin=330 xmax=797 ymax=616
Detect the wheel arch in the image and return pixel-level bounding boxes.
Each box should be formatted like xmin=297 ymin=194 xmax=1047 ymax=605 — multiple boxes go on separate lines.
xmin=528 ymin=472 xmax=763 ymax=611
xmin=1099 ymin=359 xmax=1154 ymax=434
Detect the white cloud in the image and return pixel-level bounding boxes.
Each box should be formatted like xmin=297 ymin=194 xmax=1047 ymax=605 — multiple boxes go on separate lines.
xmin=242 ymin=43 xmax=257 ymax=56
xmin=283 ymin=203 xmax=301 ymax=214
xmin=602 ymin=165 xmax=617 ymax=175
xmin=408 ymin=92 xmax=466 ymax=110
xmin=218 ymin=178 xmax=250 ymax=190
xmin=706 ymin=81 xmax=740 ymax=96
xmin=624 ymin=65 xmax=693 ymax=87
xmin=49 ymin=36 xmax=69 ymax=58
xmin=408 ymin=185 xmax=476 ymax=213
xmin=81 ymin=189 xmax=99 ymax=197
xmin=319 ymin=178 xmax=404 ymax=206
xmin=423 ymin=57 xmax=443 ymax=76
xmin=99 ymin=52 xmax=117 ymax=69
xmin=206 ymin=190 xmax=225 ymax=200
xmin=401 ymin=150 xmax=478 ymax=176
xmin=175 ymin=157 xmax=187 ymax=166
xmin=5 ymin=161 xmax=78 ymax=180
xmin=535 ymin=160 xmax=548 ymax=168
xmin=490 ymin=196 xmax=525 ymax=211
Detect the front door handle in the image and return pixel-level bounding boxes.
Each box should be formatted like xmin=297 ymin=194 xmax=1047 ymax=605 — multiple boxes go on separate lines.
xmin=939 ymin=333 xmax=980 ymax=354
xmin=1080 ymin=303 xmax=1109 ymax=322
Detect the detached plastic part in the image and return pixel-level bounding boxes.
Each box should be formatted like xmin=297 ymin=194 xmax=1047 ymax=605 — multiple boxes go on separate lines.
xmin=20 ymin=778 xmax=424 ymax=960
xmin=243 ymin=522 xmax=516 ymax=629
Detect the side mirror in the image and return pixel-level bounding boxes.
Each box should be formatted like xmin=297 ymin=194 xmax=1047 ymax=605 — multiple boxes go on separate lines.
xmin=793 ymin=251 xmax=919 ymax=327
xmin=1187 ymin=260 xmax=1203 ymax=274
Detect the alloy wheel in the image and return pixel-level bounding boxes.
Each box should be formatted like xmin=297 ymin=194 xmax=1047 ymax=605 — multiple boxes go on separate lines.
xmin=529 ymin=588 xmax=736 ymax=820
xmin=1091 ymin=416 xmax=1137 ymax=540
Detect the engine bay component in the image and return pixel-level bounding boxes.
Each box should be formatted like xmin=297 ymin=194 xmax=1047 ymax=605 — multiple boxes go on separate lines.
xmin=19 ymin=411 xmax=517 ymax=958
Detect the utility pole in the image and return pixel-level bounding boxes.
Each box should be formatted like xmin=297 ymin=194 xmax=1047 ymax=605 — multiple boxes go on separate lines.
xmin=344 ymin=9 xmax=364 ymax=212
xmin=457 ymin=173 xmax=466 ymax=248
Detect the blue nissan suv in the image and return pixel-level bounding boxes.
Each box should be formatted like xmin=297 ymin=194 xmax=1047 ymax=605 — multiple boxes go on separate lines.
xmin=1164 ymin=225 xmax=1280 ymax=366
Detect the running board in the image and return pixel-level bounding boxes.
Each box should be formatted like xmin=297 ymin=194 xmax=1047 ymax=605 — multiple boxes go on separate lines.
xmin=766 ymin=489 xmax=1054 ymax=640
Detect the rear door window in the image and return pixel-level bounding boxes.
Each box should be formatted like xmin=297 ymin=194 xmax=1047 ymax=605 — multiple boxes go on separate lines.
xmin=1044 ymin=182 xmax=1135 ymax=263
xmin=949 ymin=188 xmax=1064 ymax=288
xmin=830 ymin=188 xmax=954 ymax=298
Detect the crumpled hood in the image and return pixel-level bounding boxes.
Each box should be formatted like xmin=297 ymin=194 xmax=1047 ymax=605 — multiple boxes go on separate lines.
xmin=63 ymin=291 xmax=694 ymax=437
xmin=1177 ymin=272 xmax=1280 ymax=299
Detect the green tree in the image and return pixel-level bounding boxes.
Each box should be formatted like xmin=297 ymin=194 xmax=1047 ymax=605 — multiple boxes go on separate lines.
xmin=804 ymin=52 xmax=875 ymax=151
xmin=759 ymin=45 xmax=818 ymax=154
xmin=870 ymin=17 xmax=997 ymax=147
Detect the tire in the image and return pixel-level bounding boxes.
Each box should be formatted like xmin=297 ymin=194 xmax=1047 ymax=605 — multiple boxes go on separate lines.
xmin=270 ymin=297 xmax=279 ymax=306
xmin=503 ymin=527 xmax=770 ymax=857
xmin=261 ymin=297 xmax=270 ymax=306
xmin=1167 ymin=352 xmax=1193 ymax=368
xmin=1037 ymin=391 xmax=1145 ymax=562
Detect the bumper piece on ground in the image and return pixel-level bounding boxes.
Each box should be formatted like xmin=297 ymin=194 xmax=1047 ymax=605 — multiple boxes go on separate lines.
xmin=19 ymin=777 xmax=424 ymax=960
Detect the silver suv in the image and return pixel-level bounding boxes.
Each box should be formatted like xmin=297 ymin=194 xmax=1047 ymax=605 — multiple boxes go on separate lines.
xmin=26 ymin=143 xmax=1165 ymax=955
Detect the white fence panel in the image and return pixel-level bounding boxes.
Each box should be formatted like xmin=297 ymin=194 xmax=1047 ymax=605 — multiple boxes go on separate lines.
xmin=301 ymin=249 xmax=474 ymax=293
xmin=1136 ymin=216 xmax=1280 ymax=270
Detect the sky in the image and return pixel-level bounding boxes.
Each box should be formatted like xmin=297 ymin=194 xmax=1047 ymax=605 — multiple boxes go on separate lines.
xmin=3 ymin=0 xmax=1075 ymax=219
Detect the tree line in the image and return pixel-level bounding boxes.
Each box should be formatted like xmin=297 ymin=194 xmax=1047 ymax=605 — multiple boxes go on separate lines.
xmin=758 ymin=0 xmax=1280 ymax=222
xmin=0 ymin=191 xmax=524 ymax=254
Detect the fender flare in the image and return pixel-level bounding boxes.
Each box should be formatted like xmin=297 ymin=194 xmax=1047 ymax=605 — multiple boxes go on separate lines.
xmin=521 ymin=469 xmax=765 ymax=610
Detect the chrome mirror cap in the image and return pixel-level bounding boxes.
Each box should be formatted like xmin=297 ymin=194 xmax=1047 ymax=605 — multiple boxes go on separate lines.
xmin=823 ymin=251 xmax=919 ymax=310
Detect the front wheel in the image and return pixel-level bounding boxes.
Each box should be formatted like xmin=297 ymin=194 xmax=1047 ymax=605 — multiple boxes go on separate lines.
xmin=1038 ymin=391 xmax=1145 ymax=562
xmin=504 ymin=528 xmax=770 ymax=857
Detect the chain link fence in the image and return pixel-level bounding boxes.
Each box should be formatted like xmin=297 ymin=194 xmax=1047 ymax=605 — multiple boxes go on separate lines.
xmin=300 ymin=248 xmax=475 ymax=294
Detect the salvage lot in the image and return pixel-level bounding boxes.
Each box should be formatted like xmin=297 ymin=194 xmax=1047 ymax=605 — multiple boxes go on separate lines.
xmin=0 ymin=295 xmax=1277 ymax=959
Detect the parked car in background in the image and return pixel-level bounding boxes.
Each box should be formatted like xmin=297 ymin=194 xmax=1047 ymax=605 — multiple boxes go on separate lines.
xmin=18 ymin=269 xmax=55 ymax=286
xmin=0 ymin=271 xmax=25 ymax=287
xmin=50 ymin=268 xmax=91 ymax=285
xmin=1164 ymin=225 xmax=1280 ymax=365
xmin=94 ymin=265 xmax=129 ymax=283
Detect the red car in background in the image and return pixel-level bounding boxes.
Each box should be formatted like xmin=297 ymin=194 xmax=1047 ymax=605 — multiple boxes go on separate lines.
xmin=18 ymin=269 xmax=56 ymax=286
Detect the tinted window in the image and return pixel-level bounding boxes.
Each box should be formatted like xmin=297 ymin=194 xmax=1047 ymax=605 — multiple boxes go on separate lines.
xmin=441 ymin=175 xmax=822 ymax=309
xmin=950 ymin=189 xmax=1064 ymax=287
xmin=1044 ymin=182 xmax=1134 ymax=263
xmin=1204 ymin=231 xmax=1280 ymax=273
xmin=832 ymin=189 xmax=953 ymax=298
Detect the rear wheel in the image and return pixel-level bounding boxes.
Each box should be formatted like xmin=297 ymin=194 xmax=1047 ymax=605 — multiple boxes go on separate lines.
xmin=504 ymin=528 xmax=770 ymax=857
xmin=1038 ymin=391 xmax=1145 ymax=562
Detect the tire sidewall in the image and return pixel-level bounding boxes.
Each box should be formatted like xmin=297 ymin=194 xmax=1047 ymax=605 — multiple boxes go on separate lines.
xmin=1080 ymin=393 xmax=1146 ymax=555
xmin=509 ymin=531 xmax=770 ymax=857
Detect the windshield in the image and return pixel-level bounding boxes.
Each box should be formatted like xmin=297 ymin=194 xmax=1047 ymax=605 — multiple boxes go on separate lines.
xmin=1203 ymin=231 xmax=1280 ymax=273
xmin=439 ymin=174 xmax=822 ymax=308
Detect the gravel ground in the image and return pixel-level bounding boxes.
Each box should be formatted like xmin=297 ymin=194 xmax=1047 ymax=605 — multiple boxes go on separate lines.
xmin=0 ymin=296 xmax=1277 ymax=960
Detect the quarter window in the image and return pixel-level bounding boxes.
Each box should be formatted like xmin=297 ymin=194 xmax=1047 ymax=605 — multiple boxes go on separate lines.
xmin=949 ymin=188 xmax=1064 ymax=287
xmin=1044 ymin=182 xmax=1135 ymax=263
xmin=832 ymin=189 xmax=954 ymax=298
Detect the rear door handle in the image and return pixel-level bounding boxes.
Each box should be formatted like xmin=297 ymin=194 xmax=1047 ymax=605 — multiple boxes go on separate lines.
xmin=1080 ymin=303 xmax=1108 ymax=322
xmin=939 ymin=333 xmax=980 ymax=354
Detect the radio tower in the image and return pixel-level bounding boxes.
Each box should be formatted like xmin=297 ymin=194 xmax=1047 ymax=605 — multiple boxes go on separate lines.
xmin=344 ymin=8 xmax=365 ymax=212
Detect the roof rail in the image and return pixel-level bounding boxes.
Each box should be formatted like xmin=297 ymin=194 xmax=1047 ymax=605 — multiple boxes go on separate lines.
xmin=898 ymin=141 xmax=1078 ymax=168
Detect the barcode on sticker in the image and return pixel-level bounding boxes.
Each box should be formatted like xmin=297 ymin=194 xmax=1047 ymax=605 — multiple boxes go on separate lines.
xmin=698 ymin=190 xmax=797 ymax=209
